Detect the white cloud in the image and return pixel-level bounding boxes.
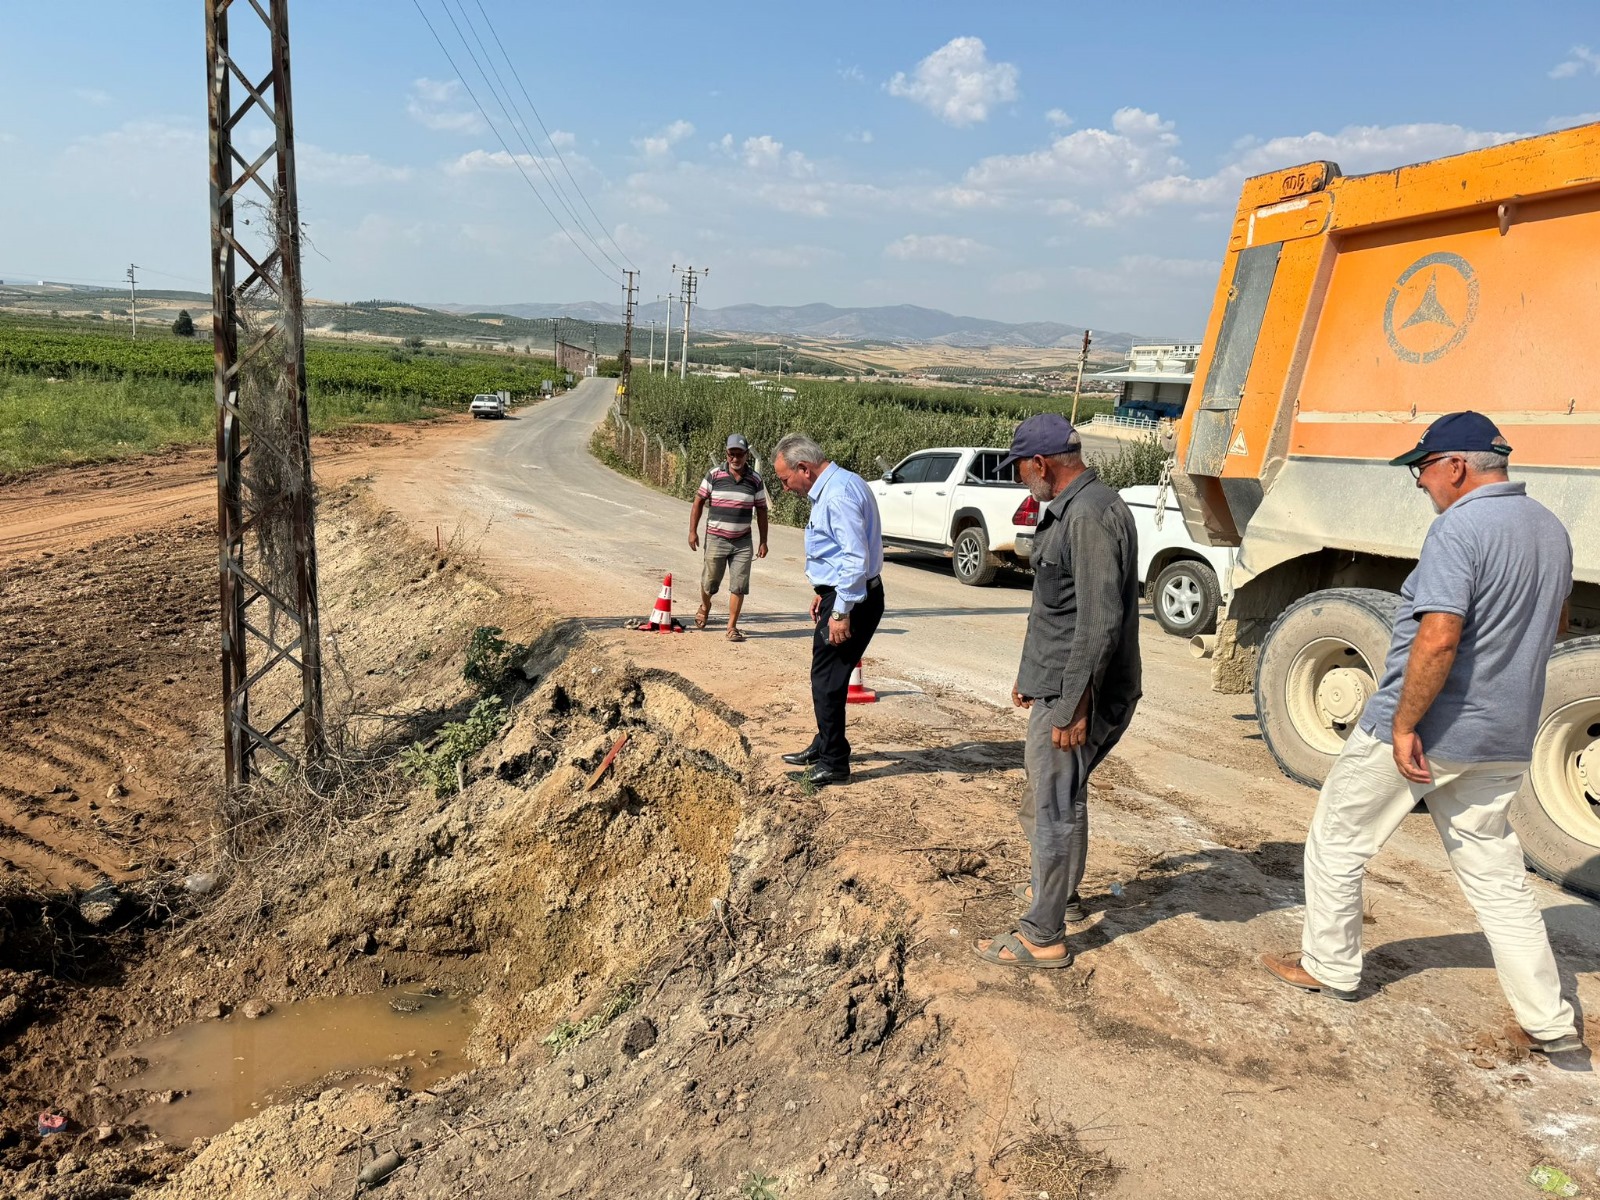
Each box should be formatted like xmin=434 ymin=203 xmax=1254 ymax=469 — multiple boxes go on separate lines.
xmin=884 ymin=233 xmax=991 ymax=264
xmin=1225 ymin=122 xmax=1525 ymax=177
xmin=1551 ymin=45 xmax=1600 ymax=78
xmin=838 ymin=64 xmax=866 ymax=84
xmin=1045 ymin=108 xmax=1073 ymax=128
xmin=446 ymin=148 xmax=551 ymax=175
xmin=951 ymin=110 xmax=1525 ymax=228
xmin=549 ymin=130 xmax=576 ymax=150
xmin=962 ymin=107 xmax=1182 ymax=201
xmin=635 ymin=119 xmax=694 ymax=159
xmin=887 ymin=37 xmax=1019 ymax=127
xmin=74 ymin=88 xmax=111 ymax=106
xmin=406 ymin=78 xmax=483 ymax=134
xmin=1548 ymin=111 xmax=1600 ymax=129
xmin=298 ymin=146 xmax=413 ymax=186
xmin=742 ymin=134 xmax=784 ymax=169
xmin=847 ymin=130 xmax=875 ymax=144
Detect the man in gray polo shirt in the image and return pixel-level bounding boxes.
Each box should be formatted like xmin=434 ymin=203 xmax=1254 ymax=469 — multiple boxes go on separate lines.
xmin=1263 ymin=412 xmax=1580 ymax=1054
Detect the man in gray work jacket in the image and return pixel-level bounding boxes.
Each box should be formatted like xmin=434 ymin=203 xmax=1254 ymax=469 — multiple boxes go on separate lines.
xmin=976 ymin=413 xmax=1142 ymax=969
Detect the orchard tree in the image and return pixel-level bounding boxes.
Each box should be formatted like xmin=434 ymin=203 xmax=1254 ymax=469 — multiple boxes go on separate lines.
xmin=172 ymin=310 xmax=197 ymax=337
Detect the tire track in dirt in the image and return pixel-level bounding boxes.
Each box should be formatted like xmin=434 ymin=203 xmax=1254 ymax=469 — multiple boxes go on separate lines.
xmin=0 ymin=418 xmax=493 ymax=896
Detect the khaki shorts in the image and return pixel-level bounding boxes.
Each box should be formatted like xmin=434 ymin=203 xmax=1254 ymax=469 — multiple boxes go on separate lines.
xmin=702 ymin=533 xmax=753 ymax=596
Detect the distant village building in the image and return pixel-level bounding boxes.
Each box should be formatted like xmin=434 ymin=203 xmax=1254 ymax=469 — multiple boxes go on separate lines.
xmin=1089 ymin=342 xmax=1199 ymax=423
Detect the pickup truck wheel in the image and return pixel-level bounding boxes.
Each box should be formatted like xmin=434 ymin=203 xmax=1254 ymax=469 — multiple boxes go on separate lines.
xmin=1510 ymin=637 xmax=1600 ymax=902
xmin=1255 ymin=588 xmax=1398 ymax=788
xmin=1152 ymin=559 xmax=1220 ymax=637
xmin=951 ymin=526 xmax=998 ymax=587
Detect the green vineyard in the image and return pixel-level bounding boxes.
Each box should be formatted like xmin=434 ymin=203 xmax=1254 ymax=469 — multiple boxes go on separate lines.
xmin=0 ymin=320 xmax=561 ymax=404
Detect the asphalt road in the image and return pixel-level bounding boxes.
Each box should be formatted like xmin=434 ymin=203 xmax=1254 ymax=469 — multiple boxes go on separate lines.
xmin=450 ymin=377 xmax=1023 ymax=696
xmin=399 ymin=376 xmax=1176 ymax=701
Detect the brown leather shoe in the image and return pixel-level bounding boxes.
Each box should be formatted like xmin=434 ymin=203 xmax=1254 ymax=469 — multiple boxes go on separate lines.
xmin=1261 ymin=951 xmax=1357 ymax=1002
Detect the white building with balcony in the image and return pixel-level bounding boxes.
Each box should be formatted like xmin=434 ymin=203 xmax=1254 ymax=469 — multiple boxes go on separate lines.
xmin=1089 ymin=342 xmax=1199 ymax=423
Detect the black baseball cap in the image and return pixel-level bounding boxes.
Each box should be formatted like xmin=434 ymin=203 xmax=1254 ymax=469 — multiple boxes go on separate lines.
xmin=998 ymin=413 xmax=1081 ymax=470
xmin=1389 ymin=411 xmax=1512 ymax=467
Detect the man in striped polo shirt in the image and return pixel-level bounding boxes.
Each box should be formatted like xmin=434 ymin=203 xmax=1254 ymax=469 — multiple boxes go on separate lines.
xmin=688 ymin=433 xmax=770 ymax=641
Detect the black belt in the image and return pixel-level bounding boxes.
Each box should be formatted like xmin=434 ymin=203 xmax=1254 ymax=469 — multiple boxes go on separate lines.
xmin=814 ymin=576 xmax=882 ymax=596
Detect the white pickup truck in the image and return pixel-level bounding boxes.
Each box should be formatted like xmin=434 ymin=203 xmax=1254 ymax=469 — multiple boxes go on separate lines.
xmin=869 ymin=447 xmax=1032 ymax=586
xmin=1015 ymin=483 xmax=1235 ymax=637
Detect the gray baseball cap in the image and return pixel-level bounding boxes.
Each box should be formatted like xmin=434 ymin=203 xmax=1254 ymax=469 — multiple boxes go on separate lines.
xmin=726 ymin=433 xmax=750 ymax=451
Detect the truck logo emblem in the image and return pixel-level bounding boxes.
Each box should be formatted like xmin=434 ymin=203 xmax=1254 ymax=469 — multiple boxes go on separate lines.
xmin=1383 ymin=252 xmax=1479 ymax=364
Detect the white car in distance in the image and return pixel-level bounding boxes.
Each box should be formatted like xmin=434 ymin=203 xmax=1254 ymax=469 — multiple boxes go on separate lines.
xmin=469 ymin=392 xmax=508 ymax=419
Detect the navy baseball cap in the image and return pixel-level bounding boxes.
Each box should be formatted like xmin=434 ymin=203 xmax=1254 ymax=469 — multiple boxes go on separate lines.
xmin=998 ymin=413 xmax=1081 ymax=470
xmin=1389 ymin=411 xmax=1512 ymax=467
xmin=726 ymin=433 xmax=750 ymax=451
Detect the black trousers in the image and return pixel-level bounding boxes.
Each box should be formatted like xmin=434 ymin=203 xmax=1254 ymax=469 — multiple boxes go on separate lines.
xmin=808 ymin=580 xmax=885 ymax=773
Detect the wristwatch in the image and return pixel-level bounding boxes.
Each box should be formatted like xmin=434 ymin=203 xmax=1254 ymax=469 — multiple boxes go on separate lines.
xmin=831 ymin=609 xmax=849 ymax=621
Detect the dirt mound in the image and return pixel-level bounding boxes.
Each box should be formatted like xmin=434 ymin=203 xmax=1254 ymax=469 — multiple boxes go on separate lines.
xmin=259 ymin=649 xmax=755 ymax=1067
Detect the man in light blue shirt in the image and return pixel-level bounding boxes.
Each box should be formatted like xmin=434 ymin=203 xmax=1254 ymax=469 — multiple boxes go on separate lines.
xmin=771 ymin=433 xmax=885 ymax=788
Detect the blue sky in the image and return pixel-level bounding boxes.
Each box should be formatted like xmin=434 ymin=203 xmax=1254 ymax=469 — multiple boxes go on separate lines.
xmin=2 ymin=1 xmax=1597 ymax=335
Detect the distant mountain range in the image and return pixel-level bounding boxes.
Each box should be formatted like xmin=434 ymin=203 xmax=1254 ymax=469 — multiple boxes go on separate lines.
xmin=434 ymin=300 xmax=1146 ymax=352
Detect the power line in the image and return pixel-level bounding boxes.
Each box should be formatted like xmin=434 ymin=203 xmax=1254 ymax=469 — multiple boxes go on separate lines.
xmin=439 ymin=0 xmax=627 ymax=275
xmin=466 ymin=0 xmax=636 ymax=272
xmin=410 ymin=0 xmax=618 ymax=287
xmin=449 ymin=0 xmax=627 ymax=271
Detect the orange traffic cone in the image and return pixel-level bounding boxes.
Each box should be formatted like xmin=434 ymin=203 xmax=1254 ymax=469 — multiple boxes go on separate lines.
xmin=638 ymin=573 xmax=685 ymax=633
xmin=845 ymin=661 xmax=877 ymax=704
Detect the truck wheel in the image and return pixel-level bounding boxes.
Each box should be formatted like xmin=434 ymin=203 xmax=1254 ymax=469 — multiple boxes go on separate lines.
xmin=1152 ymin=559 xmax=1221 ymax=638
xmin=952 ymin=526 xmax=998 ymax=587
xmin=1510 ymin=637 xmax=1600 ymax=901
xmin=1255 ymin=588 xmax=1398 ymax=788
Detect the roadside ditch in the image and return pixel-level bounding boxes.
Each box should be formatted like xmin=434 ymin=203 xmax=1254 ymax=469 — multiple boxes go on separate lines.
xmin=2 ymin=483 xmax=989 ymax=1200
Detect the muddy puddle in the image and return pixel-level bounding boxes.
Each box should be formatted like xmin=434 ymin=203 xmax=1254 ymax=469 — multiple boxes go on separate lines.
xmin=120 ymin=989 xmax=474 ymax=1144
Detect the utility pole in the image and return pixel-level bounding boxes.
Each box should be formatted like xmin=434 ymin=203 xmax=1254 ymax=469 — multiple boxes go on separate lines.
xmin=206 ymin=0 xmax=324 ymax=786
xmin=1070 ymin=329 xmax=1093 ymax=426
xmin=126 ymin=264 xmax=139 ymax=340
xmin=647 ymin=321 xmax=656 ymax=376
xmin=620 ymin=269 xmax=637 ymax=403
xmin=551 ymin=316 xmax=559 ymax=369
xmin=672 ymin=264 xmax=708 ymax=381
xmin=656 ymin=293 xmax=673 ymax=376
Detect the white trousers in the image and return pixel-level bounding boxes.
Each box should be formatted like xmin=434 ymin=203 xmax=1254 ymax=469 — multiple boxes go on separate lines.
xmin=1301 ymin=726 xmax=1576 ymax=1040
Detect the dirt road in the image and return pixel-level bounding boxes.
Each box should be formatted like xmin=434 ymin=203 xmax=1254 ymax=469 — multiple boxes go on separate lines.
xmin=6 ymin=391 xmax=1599 ymax=1197
xmin=358 ymin=378 xmax=1600 ymax=1198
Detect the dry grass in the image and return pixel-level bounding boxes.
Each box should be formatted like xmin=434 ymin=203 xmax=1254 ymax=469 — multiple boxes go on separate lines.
xmin=996 ymin=1108 xmax=1119 ymax=1199
xmin=184 ymin=743 xmax=410 ymax=942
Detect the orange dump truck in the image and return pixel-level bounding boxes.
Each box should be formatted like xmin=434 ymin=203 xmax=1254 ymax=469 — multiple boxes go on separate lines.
xmin=1172 ymin=123 xmax=1600 ymax=897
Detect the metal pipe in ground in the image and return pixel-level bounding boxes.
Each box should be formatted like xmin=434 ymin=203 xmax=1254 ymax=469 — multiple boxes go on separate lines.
xmin=1190 ymin=634 xmax=1217 ymax=659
